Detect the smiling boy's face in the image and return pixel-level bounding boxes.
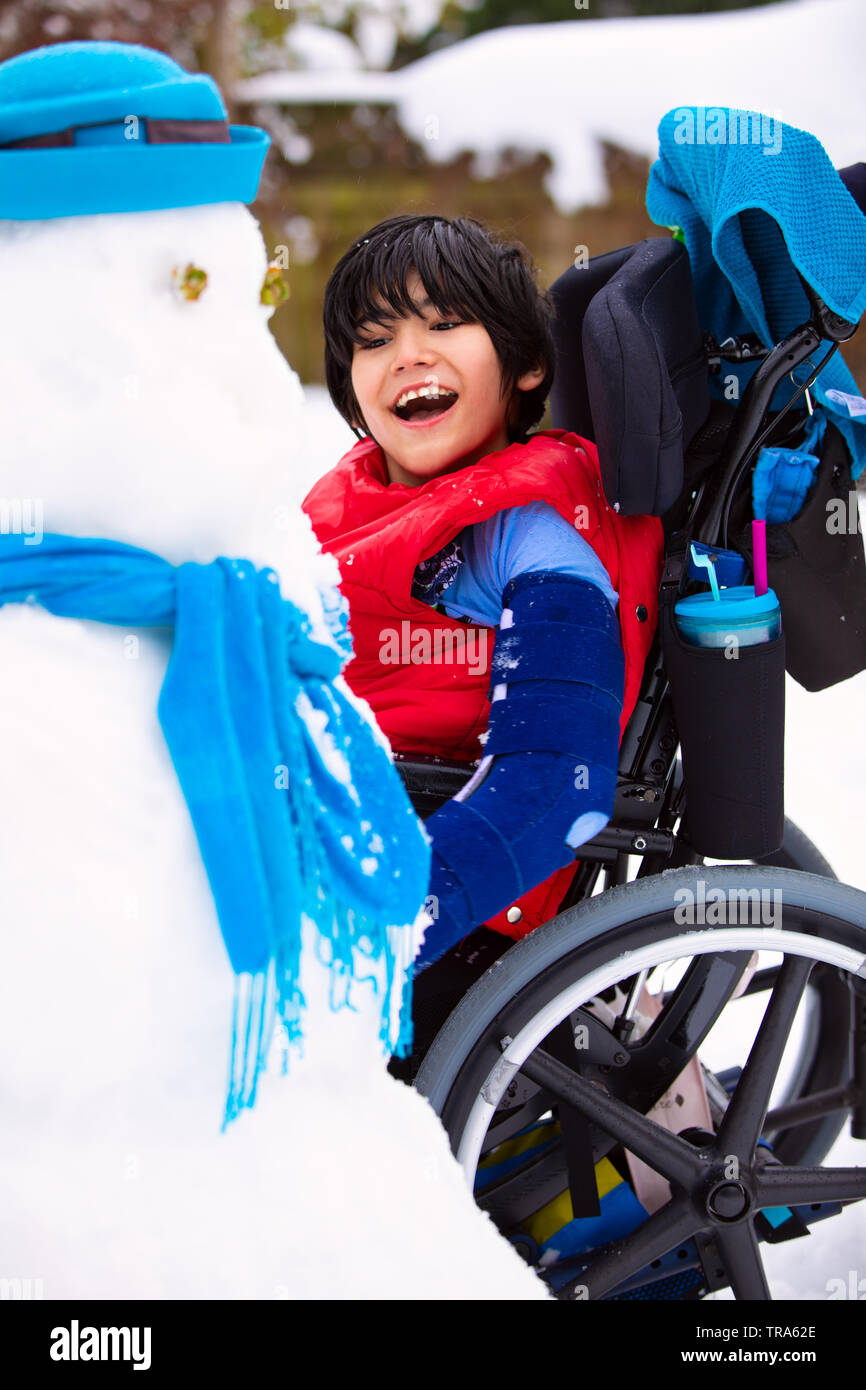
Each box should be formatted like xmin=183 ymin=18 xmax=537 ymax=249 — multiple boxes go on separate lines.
xmin=350 ymin=269 xmax=544 ymax=487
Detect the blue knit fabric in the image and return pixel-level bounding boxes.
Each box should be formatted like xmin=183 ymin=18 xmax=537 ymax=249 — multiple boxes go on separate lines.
xmin=646 ymin=107 xmax=866 ymax=477
xmin=0 ymin=534 xmax=430 ymax=1121
xmin=417 ymin=574 xmax=623 ymax=968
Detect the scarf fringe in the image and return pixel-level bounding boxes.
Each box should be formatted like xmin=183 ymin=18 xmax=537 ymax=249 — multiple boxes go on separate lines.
xmin=222 ymin=894 xmax=415 ymax=1129
xmin=220 ymin=679 xmax=419 ymax=1128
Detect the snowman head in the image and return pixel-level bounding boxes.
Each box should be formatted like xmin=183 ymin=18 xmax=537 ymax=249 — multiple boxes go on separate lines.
xmin=0 ymin=42 xmax=317 ymax=577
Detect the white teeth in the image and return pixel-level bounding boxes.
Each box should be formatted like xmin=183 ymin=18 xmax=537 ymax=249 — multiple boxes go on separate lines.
xmin=394 ymin=387 xmax=457 ymax=411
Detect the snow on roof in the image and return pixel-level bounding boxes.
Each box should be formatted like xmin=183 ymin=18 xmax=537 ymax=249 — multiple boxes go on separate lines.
xmin=234 ymin=0 xmax=866 ymax=213
xmin=282 ymin=21 xmax=364 ymax=73
xmin=235 ymin=69 xmax=397 ymax=104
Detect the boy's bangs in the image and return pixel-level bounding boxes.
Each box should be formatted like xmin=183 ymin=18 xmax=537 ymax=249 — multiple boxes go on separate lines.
xmin=348 ymin=236 xmax=476 ymax=340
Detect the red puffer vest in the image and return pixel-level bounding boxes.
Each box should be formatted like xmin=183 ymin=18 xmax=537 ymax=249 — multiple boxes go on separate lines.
xmin=302 ymin=430 xmax=663 ymax=940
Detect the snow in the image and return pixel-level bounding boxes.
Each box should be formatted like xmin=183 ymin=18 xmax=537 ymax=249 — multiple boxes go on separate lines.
xmin=294 ymin=687 xmax=357 ymax=793
xmin=237 ymin=69 xmax=397 ymax=105
xmin=283 ymin=21 xmax=364 ymax=73
xmin=2 ymin=0 xmax=865 ymax=1288
xmin=236 ymin=0 xmax=866 ymax=214
xmin=0 ymin=203 xmax=546 ymax=1300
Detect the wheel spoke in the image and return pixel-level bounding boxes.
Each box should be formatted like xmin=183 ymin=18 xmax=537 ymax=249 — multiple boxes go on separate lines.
xmin=633 ymin=953 xmax=753 ymax=1091
xmin=717 ymin=955 xmax=814 ymax=1156
xmin=741 ymin=966 xmax=781 ymax=998
xmin=714 ymin=1222 xmax=771 ymax=1300
xmin=521 ymin=1046 xmax=704 ymax=1188
xmin=573 ymin=1194 xmax=698 ymax=1300
xmin=756 ymin=1164 xmax=866 ymax=1208
xmin=764 ymin=1083 xmax=856 ymax=1133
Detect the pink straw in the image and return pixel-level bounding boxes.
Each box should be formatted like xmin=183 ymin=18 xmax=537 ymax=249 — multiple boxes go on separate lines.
xmin=752 ymin=519 xmax=768 ymax=597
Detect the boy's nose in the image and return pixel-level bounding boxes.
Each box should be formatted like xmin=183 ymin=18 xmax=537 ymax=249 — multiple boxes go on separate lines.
xmin=391 ymin=323 xmax=437 ymax=369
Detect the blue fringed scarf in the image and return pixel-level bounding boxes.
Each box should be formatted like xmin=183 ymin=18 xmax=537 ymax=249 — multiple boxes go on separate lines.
xmin=0 ymin=534 xmax=430 ymax=1125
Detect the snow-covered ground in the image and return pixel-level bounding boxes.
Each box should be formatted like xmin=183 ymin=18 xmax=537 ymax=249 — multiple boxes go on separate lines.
xmin=300 ymin=385 xmax=866 ymax=1302
xmin=237 ymin=0 xmax=866 ymax=214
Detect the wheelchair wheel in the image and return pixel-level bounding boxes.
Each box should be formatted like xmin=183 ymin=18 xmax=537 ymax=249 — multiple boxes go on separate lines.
xmin=414 ymin=866 xmax=866 ymax=1301
xmin=606 ymin=817 xmax=848 ymax=1168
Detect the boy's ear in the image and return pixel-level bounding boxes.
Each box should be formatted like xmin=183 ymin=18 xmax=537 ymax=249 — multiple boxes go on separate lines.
xmin=516 ymin=363 xmax=546 ymax=392
xmin=506 ymin=363 xmax=546 ymax=433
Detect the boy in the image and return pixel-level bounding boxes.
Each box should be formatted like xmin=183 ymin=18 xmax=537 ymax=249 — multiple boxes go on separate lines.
xmin=302 ymin=214 xmax=663 ymax=988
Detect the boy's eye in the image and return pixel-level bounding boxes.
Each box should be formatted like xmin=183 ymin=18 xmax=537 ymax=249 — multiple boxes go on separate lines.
xmin=356 ymin=320 xmax=462 ymax=350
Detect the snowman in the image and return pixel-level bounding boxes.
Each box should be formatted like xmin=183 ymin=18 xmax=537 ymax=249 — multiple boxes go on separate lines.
xmin=0 ymin=41 xmax=546 ymax=1300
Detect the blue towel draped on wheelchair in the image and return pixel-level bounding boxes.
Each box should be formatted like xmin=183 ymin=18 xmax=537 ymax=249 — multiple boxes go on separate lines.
xmin=389 ymin=115 xmax=866 ymax=1302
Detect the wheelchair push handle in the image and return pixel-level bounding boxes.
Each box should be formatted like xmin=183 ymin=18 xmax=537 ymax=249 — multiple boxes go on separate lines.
xmin=693 ymin=159 xmax=866 ymax=550
xmin=695 ymin=321 xmax=834 ymax=548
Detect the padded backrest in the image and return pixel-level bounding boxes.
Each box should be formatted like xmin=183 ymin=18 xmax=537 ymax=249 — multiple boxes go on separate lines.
xmin=838 ymin=162 xmax=866 ymax=214
xmin=549 ymin=237 xmax=710 ymax=517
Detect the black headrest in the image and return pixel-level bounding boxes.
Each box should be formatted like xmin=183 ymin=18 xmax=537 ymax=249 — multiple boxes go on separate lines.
xmin=838 ymin=162 xmax=866 ymax=216
xmin=549 ymin=237 xmax=710 ymax=516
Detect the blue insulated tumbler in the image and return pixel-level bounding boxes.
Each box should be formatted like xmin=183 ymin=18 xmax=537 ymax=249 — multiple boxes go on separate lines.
xmin=674 ymin=586 xmax=781 ymax=649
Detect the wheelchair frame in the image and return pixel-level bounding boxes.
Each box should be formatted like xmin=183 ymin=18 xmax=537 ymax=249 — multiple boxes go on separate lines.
xmin=391 ymin=259 xmax=866 ymax=1301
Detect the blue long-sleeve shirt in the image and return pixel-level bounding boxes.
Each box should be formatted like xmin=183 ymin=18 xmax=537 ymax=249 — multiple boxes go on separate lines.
xmin=411 ymin=498 xmax=619 ymax=622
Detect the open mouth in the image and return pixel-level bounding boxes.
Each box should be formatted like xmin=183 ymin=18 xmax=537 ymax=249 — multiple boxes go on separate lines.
xmin=392 ymin=388 xmax=458 ymax=425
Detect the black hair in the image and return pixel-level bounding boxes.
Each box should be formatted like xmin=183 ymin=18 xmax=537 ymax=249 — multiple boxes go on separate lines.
xmin=322 ymin=214 xmax=557 ymax=445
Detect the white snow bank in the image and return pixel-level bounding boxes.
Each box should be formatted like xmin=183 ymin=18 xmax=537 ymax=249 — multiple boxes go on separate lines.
xmin=0 ymin=203 xmax=548 ymax=1299
xmin=237 ymin=0 xmax=866 ymax=213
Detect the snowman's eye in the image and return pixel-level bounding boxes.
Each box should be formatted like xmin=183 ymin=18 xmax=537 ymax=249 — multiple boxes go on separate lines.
xmin=261 ymin=262 xmax=290 ymax=307
xmin=171 ymin=263 xmax=208 ymax=301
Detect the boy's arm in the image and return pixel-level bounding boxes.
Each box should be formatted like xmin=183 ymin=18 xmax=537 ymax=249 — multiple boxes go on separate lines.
xmin=417 ymin=570 xmax=623 ymax=969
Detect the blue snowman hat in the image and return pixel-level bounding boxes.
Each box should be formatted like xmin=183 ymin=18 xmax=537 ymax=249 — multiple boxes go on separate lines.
xmin=0 ymin=41 xmax=270 ymax=218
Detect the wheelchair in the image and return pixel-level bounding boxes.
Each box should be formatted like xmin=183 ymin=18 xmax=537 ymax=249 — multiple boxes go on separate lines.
xmin=389 ymin=171 xmax=866 ymax=1301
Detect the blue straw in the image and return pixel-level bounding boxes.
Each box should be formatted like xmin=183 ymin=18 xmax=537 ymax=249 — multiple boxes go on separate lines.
xmin=690 ymin=543 xmax=721 ymax=601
